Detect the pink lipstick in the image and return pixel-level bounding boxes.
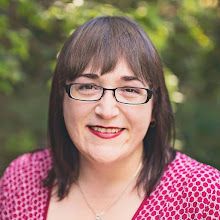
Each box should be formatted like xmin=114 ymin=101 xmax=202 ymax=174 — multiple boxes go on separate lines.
xmin=88 ymin=126 xmax=124 ymax=139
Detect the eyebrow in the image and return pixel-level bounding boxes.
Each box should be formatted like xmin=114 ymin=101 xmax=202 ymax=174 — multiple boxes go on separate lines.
xmin=78 ymin=73 xmax=99 ymax=79
xmin=120 ymin=75 xmax=142 ymax=82
xmin=78 ymin=73 xmax=141 ymax=82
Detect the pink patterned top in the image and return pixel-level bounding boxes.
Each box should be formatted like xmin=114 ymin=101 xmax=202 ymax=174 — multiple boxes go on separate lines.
xmin=0 ymin=149 xmax=219 ymax=220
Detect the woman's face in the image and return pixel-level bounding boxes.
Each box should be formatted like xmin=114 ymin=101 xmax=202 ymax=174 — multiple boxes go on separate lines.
xmin=63 ymin=59 xmax=153 ymax=165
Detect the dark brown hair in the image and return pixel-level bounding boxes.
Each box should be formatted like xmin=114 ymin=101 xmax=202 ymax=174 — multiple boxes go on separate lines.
xmin=44 ymin=16 xmax=175 ymax=199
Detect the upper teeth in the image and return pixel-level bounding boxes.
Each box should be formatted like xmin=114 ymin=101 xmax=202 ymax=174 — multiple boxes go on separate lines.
xmin=92 ymin=126 xmax=122 ymax=133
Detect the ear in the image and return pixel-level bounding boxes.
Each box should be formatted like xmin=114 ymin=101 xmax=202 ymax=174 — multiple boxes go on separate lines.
xmin=150 ymin=117 xmax=156 ymax=127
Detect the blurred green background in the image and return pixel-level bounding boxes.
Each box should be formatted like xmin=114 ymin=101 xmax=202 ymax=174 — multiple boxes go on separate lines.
xmin=0 ymin=0 xmax=219 ymax=175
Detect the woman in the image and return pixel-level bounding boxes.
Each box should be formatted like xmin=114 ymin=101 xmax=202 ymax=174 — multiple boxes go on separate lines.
xmin=0 ymin=16 xmax=219 ymax=220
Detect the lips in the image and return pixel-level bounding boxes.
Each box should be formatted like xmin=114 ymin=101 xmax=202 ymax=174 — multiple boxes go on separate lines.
xmin=88 ymin=126 xmax=124 ymax=139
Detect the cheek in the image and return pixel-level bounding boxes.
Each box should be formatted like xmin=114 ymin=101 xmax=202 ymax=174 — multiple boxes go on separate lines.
xmin=63 ymin=98 xmax=83 ymax=136
xmin=128 ymin=105 xmax=153 ymax=137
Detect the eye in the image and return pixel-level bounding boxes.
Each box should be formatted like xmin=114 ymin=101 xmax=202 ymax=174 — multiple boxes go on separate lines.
xmin=121 ymin=87 xmax=142 ymax=94
xmin=77 ymin=83 xmax=99 ymax=91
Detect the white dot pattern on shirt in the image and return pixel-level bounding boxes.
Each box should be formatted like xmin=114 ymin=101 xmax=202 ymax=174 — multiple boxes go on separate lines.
xmin=0 ymin=150 xmax=219 ymax=220
xmin=0 ymin=150 xmax=51 ymax=220
xmin=133 ymin=152 xmax=220 ymax=220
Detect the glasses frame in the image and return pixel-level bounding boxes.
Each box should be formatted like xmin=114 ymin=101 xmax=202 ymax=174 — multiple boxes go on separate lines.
xmin=65 ymin=83 xmax=153 ymax=105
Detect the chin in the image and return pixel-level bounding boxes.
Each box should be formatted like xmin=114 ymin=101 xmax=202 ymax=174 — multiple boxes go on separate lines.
xmin=89 ymin=152 xmax=125 ymax=164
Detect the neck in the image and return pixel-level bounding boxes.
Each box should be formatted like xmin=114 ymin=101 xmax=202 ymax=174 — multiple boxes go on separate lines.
xmin=78 ymin=154 xmax=142 ymax=192
xmin=76 ymin=156 xmax=144 ymax=220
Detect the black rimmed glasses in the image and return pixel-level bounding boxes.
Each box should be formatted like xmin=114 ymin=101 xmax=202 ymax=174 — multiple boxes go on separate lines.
xmin=65 ymin=83 xmax=153 ymax=105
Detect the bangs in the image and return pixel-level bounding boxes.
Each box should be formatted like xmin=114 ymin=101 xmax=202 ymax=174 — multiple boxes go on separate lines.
xmin=59 ymin=17 xmax=160 ymax=88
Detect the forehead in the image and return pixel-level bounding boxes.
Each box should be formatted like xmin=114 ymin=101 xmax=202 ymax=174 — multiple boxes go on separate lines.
xmin=84 ymin=59 xmax=134 ymax=76
xmin=77 ymin=59 xmax=148 ymax=86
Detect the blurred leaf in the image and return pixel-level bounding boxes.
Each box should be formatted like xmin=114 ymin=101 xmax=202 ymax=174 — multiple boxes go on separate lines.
xmin=8 ymin=30 xmax=30 ymax=60
xmin=4 ymin=130 xmax=37 ymax=154
xmin=0 ymin=0 xmax=220 ymax=176
xmin=0 ymin=0 xmax=9 ymax=8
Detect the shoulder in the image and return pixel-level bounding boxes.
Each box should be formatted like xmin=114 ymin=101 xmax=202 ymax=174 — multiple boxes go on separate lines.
xmin=134 ymin=152 xmax=219 ymax=219
xmin=166 ymin=151 xmax=220 ymax=194
xmin=0 ymin=148 xmax=52 ymax=185
xmin=0 ymin=149 xmax=52 ymax=218
xmin=168 ymin=151 xmax=220 ymax=183
xmin=0 ymin=148 xmax=52 ymax=190
xmin=166 ymin=152 xmax=219 ymax=218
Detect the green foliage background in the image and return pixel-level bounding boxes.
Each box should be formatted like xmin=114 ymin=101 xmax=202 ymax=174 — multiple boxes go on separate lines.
xmin=0 ymin=0 xmax=219 ymax=175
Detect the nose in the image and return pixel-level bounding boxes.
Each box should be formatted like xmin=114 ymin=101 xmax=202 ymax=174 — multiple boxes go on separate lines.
xmin=94 ymin=90 xmax=119 ymax=119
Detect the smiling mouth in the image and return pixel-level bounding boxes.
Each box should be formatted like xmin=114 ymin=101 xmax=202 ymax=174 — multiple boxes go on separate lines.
xmin=88 ymin=126 xmax=124 ymax=139
xmin=90 ymin=126 xmax=123 ymax=133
